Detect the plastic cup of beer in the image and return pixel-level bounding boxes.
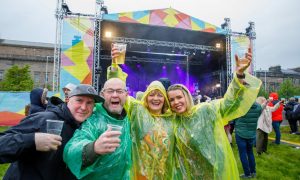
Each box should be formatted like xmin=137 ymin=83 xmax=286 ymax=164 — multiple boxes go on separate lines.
xmin=107 ymin=124 xmax=122 ymax=137
xmin=112 ymin=43 xmax=127 ymax=64
xmin=46 ymin=120 xmax=64 ymax=135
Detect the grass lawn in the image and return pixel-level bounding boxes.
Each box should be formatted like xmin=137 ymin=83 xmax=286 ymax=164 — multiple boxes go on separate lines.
xmin=1 ymin=125 xmax=300 ymax=179
xmin=232 ymin=126 xmax=300 ymax=179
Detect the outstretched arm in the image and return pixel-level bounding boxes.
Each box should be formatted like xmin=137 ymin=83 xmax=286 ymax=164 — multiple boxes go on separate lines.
xmin=217 ymin=48 xmax=262 ymax=124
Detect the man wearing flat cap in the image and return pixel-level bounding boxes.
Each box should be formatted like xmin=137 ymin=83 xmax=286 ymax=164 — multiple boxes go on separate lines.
xmin=0 ymin=84 xmax=102 ymax=180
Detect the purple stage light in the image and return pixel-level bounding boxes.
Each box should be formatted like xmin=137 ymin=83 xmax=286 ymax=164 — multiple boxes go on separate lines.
xmin=137 ymin=64 xmax=141 ymax=68
xmin=162 ymin=65 xmax=166 ymax=69
xmin=176 ymin=65 xmax=180 ymax=70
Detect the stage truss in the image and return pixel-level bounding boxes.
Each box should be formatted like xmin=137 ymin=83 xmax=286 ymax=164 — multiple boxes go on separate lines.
xmin=54 ymin=1 xmax=256 ymax=93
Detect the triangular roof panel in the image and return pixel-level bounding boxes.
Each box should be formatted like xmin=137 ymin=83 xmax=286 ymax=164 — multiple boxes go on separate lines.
xmin=103 ymin=8 xmax=224 ymax=34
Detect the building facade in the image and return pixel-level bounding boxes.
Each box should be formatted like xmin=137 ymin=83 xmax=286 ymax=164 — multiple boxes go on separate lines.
xmin=1 ymin=39 xmax=299 ymax=93
xmin=0 ymin=39 xmax=54 ymax=89
xmin=256 ymin=65 xmax=300 ymax=93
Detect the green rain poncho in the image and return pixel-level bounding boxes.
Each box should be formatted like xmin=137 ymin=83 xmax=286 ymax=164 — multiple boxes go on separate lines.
xmin=63 ymin=103 xmax=131 ymax=179
xmin=172 ymin=73 xmax=261 ymax=180
xmin=108 ymin=65 xmax=175 ymax=180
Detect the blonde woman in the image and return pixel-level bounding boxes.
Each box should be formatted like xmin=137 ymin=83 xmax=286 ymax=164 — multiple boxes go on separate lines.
xmin=167 ymin=48 xmax=262 ymax=179
xmin=109 ymin=49 xmax=175 ymax=179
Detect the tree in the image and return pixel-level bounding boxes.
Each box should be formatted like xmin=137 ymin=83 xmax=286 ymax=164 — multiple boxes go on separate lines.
xmin=278 ymin=79 xmax=296 ymax=99
xmin=258 ymin=86 xmax=268 ymax=98
xmin=0 ymin=65 xmax=34 ymax=91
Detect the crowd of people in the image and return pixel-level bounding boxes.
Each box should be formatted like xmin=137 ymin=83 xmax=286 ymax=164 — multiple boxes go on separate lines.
xmin=0 ymin=46 xmax=299 ymax=180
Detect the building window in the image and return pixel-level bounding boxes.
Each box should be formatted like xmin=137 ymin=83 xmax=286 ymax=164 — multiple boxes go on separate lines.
xmin=0 ymin=70 xmax=4 ymax=81
xmin=34 ymin=72 xmax=41 ymax=85
xmin=44 ymin=72 xmax=50 ymax=84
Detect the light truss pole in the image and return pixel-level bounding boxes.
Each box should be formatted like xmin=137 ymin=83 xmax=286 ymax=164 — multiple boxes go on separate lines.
xmin=92 ymin=0 xmax=106 ymax=93
xmin=53 ymin=0 xmax=65 ymax=92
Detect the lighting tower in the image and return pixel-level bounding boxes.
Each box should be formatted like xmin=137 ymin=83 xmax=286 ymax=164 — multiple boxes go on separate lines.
xmin=221 ymin=18 xmax=232 ymax=88
xmin=53 ymin=0 xmax=65 ymax=92
xmin=246 ymin=21 xmax=256 ymax=76
xmin=93 ymin=0 xmax=108 ymax=92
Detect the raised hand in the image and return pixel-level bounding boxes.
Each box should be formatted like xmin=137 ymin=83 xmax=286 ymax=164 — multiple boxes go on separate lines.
xmin=94 ymin=128 xmax=121 ymax=155
xmin=111 ymin=46 xmax=120 ymax=64
xmin=235 ymin=48 xmax=252 ymax=75
xmin=35 ymin=133 xmax=62 ymax=151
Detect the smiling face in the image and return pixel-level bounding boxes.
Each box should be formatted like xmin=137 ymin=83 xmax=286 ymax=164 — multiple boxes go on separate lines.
xmin=101 ymin=78 xmax=128 ymax=114
xmin=67 ymin=96 xmax=95 ymax=123
xmin=167 ymin=89 xmax=188 ymax=114
xmin=146 ymin=89 xmax=165 ymax=115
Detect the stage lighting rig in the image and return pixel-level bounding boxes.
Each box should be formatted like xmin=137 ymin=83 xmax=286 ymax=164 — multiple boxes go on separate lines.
xmin=245 ymin=21 xmax=256 ymax=39
xmin=221 ymin=18 xmax=231 ymax=30
xmin=62 ymin=3 xmax=71 ymax=15
xmin=101 ymin=5 xmax=108 ymax=14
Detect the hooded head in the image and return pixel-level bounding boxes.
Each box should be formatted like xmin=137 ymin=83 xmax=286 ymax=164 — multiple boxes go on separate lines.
xmin=30 ymin=88 xmax=44 ymax=106
xmin=141 ymin=81 xmax=170 ymax=116
xmin=269 ymin=92 xmax=279 ymax=100
xmin=167 ymin=84 xmax=194 ymax=115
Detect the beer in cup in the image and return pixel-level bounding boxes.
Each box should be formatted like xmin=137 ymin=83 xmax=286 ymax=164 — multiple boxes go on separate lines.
xmin=112 ymin=43 xmax=127 ymax=64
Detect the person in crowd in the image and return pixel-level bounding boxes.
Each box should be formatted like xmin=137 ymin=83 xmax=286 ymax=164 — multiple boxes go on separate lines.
xmin=103 ymin=49 xmax=175 ymax=179
xmin=224 ymin=121 xmax=234 ymax=147
xmin=166 ymin=48 xmax=261 ymax=179
xmin=256 ymin=96 xmax=281 ymax=155
xmin=284 ymin=97 xmax=299 ymax=134
xmin=0 ymin=84 xmax=102 ymax=180
xmin=235 ymin=102 xmax=262 ymax=178
xmin=29 ymin=87 xmax=48 ymax=115
xmin=268 ymin=92 xmax=284 ymax=144
xmin=62 ymin=83 xmax=76 ymax=102
xmin=64 ymin=78 xmax=132 ymax=179
xmin=135 ymin=91 xmax=144 ymax=101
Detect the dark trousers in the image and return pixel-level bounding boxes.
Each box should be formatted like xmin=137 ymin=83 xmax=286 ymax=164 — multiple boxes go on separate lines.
xmin=236 ymin=134 xmax=256 ymax=176
xmin=287 ymin=119 xmax=298 ymax=133
xmin=272 ymin=121 xmax=281 ymax=144
xmin=256 ymin=129 xmax=268 ymax=154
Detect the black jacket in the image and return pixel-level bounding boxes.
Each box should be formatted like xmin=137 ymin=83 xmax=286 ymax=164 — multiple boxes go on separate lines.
xmin=0 ymin=97 xmax=79 ymax=180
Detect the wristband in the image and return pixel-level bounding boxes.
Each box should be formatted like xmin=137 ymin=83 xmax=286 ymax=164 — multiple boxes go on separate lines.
xmin=236 ymin=73 xmax=245 ymax=79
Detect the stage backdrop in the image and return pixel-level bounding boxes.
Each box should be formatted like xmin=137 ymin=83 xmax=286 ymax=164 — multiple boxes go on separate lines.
xmin=231 ymin=35 xmax=253 ymax=74
xmin=60 ymin=16 xmax=95 ymax=95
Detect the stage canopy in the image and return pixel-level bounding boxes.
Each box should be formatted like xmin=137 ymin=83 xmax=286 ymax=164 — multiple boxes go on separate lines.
xmin=99 ymin=8 xmax=227 ymax=97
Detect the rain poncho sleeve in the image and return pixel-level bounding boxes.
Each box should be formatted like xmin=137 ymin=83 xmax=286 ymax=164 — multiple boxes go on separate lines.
xmin=107 ymin=64 xmax=128 ymax=83
xmin=63 ymin=103 xmax=131 ymax=180
xmin=173 ymin=73 xmax=261 ymax=180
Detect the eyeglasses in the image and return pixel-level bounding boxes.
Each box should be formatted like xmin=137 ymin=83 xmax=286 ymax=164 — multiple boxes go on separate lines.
xmin=103 ymin=88 xmax=127 ymax=95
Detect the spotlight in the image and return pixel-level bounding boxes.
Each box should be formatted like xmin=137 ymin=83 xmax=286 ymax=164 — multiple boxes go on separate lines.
xmin=137 ymin=64 xmax=141 ymax=68
xmin=216 ymin=43 xmax=221 ymax=49
xmin=62 ymin=3 xmax=71 ymax=15
xmin=162 ymin=65 xmax=166 ymax=69
xmin=176 ymin=65 xmax=180 ymax=70
xmin=101 ymin=6 xmax=108 ymax=14
xmin=216 ymin=83 xmax=221 ymax=88
xmin=105 ymin=31 xmax=112 ymax=38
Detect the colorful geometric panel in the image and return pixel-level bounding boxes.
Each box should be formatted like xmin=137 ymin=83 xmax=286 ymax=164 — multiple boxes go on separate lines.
xmin=0 ymin=92 xmax=55 ymax=126
xmin=60 ymin=17 xmax=95 ymax=96
xmin=231 ymin=35 xmax=253 ymax=74
xmin=103 ymin=8 xmax=221 ymax=33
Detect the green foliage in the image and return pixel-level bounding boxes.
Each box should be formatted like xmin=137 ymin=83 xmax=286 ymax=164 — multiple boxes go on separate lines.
xmin=258 ymin=86 xmax=268 ymax=98
xmin=278 ymin=79 xmax=296 ymax=99
xmin=0 ymin=65 xmax=34 ymax=91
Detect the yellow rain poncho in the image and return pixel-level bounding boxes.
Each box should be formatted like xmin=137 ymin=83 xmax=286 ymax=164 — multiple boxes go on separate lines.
xmin=108 ymin=65 xmax=175 ymax=180
xmin=172 ymin=73 xmax=261 ymax=180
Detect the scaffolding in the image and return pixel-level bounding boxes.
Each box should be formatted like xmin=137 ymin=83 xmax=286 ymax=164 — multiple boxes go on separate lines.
xmin=53 ymin=1 xmax=256 ymax=92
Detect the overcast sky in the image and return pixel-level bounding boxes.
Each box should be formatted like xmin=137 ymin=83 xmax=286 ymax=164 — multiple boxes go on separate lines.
xmin=1 ymin=0 xmax=299 ymax=70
